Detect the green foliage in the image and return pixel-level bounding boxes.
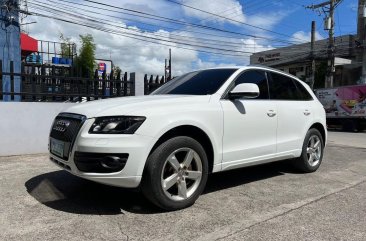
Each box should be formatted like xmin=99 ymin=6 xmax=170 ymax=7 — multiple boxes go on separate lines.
xmin=59 ymin=33 xmax=73 ymax=58
xmin=76 ymin=34 xmax=96 ymax=77
xmin=112 ymin=65 xmax=122 ymax=79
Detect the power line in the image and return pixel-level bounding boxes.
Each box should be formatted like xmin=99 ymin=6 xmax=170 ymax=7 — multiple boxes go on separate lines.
xmin=74 ymin=0 xmax=304 ymax=45
xmin=30 ymin=0 xmax=288 ymax=49
xmin=166 ymin=0 xmax=306 ymax=42
xmin=26 ymin=3 xmax=261 ymax=55
xmin=50 ymin=0 xmax=254 ymax=43
xmin=25 ymin=10 xmax=258 ymax=57
xmin=28 ymin=1 xmax=328 ymax=56
xmin=23 ymin=0 xmax=339 ymax=61
xmin=28 ymin=0 xmax=305 ymax=47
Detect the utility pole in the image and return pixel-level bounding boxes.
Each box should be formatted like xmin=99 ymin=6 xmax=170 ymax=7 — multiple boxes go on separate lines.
xmin=328 ymin=0 xmax=335 ymax=88
xmin=306 ymin=0 xmax=339 ymax=88
xmin=168 ymin=48 xmax=172 ymax=80
xmin=310 ymin=21 xmax=316 ymax=89
xmin=164 ymin=49 xmax=172 ymax=81
xmin=358 ymin=0 xmax=366 ymax=83
xmin=164 ymin=58 xmax=167 ymax=81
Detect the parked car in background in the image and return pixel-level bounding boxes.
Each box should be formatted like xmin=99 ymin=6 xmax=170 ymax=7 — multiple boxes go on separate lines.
xmin=49 ymin=66 xmax=327 ymax=210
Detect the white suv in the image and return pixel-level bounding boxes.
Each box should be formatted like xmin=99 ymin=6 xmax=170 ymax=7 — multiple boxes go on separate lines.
xmin=49 ymin=66 xmax=327 ymax=210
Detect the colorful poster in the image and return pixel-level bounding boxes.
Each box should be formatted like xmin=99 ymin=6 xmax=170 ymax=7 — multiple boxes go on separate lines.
xmin=316 ymin=85 xmax=366 ymax=117
xmin=98 ymin=63 xmax=106 ymax=77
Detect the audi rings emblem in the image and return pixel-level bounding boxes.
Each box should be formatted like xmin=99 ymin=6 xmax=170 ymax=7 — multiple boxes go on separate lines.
xmin=53 ymin=120 xmax=71 ymax=132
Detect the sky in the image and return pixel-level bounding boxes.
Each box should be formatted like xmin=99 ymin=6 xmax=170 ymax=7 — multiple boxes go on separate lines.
xmin=21 ymin=0 xmax=358 ymax=76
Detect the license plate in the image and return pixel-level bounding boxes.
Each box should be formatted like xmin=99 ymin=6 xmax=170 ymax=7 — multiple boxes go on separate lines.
xmin=50 ymin=138 xmax=65 ymax=157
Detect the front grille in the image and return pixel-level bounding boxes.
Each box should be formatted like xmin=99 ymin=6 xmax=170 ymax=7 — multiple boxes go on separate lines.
xmin=50 ymin=114 xmax=84 ymax=142
xmin=49 ymin=113 xmax=86 ymax=160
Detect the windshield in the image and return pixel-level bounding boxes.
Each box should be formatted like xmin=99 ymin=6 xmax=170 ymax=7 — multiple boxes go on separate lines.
xmin=152 ymin=68 xmax=238 ymax=95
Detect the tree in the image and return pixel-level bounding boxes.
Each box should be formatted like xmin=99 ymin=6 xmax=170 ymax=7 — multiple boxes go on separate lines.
xmin=112 ymin=65 xmax=122 ymax=79
xmin=59 ymin=33 xmax=73 ymax=58
xmin=76 ymin=34 xmax=96 ymax=77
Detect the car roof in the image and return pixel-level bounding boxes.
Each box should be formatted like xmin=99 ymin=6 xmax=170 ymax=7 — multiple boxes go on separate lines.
xmin=194 ymin=65 xmax=301 ymax=81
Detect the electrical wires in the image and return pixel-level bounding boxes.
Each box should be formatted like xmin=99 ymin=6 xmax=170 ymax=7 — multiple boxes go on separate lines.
xmin=21 ymin=0 xmax=344 ymax=62
xmin=165 ymin=0 xmax=306 ymax=42
xmin=25 ymin=0 xmax=306 ymax=58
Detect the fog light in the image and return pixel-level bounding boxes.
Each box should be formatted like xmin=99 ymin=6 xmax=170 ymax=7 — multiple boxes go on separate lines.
xmin=101 ymin=156 xmax=124 ymax=170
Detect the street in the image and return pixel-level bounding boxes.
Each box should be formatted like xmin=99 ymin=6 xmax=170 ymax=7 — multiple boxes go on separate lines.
xmin=1 ymin=131 xmax=365 ymax=241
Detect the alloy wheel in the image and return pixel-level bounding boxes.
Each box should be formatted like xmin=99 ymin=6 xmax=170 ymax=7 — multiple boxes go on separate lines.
xmin=306 ymin=135 xmax=322 ymax=167
xmin=161 ymin=148 xmax=203 ymax=201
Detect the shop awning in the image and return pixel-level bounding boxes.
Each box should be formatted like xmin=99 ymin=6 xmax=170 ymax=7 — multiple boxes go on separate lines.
xmin=20 ymin=33 xmax=38 ymax=57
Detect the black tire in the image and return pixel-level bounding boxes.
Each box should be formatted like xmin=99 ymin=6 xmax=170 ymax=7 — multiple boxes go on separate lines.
xmin=141 ymin=136 xmax=208 ymax=211
xmin=294 ymin=128 xmax=324 ymax=173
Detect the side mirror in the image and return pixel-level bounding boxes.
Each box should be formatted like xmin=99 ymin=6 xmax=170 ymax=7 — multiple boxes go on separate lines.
xmin=228 ymin=83 xmax=260 ymax=100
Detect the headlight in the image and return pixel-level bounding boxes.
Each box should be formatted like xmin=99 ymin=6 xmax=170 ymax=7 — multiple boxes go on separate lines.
xmin=89 ymin=116 xmax=146 ymax=134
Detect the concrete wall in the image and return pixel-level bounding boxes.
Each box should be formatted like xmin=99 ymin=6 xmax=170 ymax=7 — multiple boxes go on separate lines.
xmin=135 ymin=73 xmax=146 ymax=96
xmin=0 ymin=103 xmax=76 ymax=156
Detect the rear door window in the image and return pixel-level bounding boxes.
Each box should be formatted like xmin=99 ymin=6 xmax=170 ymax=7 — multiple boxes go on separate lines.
xmin=268 ymin=72 xmax=302 ymax=100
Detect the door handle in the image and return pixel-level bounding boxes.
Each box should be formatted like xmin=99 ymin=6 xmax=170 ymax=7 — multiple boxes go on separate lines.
xmin=267 ymin=110 xmax=276 ymax=117
xmin=304 ymin=110 xmax=311 ymax=116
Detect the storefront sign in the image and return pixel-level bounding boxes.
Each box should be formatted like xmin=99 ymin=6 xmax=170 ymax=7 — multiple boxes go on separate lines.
xmin=258 ymin=53 xmax=280 ymax=63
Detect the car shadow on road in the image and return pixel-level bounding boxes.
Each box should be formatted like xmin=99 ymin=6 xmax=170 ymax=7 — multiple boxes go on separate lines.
xmin=25 ymin=160 xmax=296 ymax=215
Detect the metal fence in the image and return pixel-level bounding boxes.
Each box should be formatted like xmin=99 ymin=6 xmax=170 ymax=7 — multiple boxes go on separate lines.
xmin=144 ymin=74 xmax=167 ymax=94
xmin=0 ymin=60 xmax=135 ymax=102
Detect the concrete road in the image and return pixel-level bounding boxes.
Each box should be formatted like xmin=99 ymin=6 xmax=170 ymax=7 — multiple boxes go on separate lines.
xmin=1 ymin=131 xmax=365 ymax=241
xmin=327 ymin=131 xmax=366 ymax=148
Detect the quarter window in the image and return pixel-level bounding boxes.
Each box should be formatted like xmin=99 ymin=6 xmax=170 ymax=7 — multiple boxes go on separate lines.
xmin=294 ymin=80 xmax=313 ymax=100
xmin=233 ymin=70 xmax=269 ymax=99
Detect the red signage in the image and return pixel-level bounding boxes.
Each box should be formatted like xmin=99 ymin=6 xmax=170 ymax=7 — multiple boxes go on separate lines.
xmin=98 ymin=63 xmax=106 ymax=72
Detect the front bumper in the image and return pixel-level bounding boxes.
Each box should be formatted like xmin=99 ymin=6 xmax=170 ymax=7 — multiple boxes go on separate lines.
xmin=49 ymin=118 xmax=155 ymax=188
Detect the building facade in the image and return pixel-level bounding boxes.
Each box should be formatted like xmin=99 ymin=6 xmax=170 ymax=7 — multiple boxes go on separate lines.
xmin=250 ymin=35 xmax=361 ymax=89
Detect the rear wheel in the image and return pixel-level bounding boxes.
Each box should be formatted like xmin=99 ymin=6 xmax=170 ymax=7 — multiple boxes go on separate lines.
xmin=141 ymin=136 xmax=208 ymax=210
xmin=294 ymin=128 xmax=324 ymax=173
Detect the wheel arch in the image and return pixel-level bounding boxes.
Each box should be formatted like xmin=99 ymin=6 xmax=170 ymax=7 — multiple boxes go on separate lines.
xmin=309 ymin=122 xmax=327 ymax=144
xmin=147 ymin=125 xmax=215 ymax=173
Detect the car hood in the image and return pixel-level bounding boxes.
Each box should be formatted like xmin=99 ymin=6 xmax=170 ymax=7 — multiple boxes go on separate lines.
xmin=63 ymin=95 xmax=211 ymax=118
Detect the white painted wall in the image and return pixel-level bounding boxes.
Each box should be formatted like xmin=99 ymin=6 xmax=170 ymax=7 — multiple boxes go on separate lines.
xmin=0 ymin=103 xmax=76 ymax=156
xmin=131 ymin=72 xmax=145 ymax=96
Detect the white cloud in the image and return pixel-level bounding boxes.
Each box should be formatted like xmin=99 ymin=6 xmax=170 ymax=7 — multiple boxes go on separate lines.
xmin=196 ymin=59 xmax=239 ymax=70
xmin=26 ymin=15 xmax=272 ymax=76
xmin=181 ymin=0 xmax=246 ymax=24
xmin=23 ymin=0 xmax=286 ymax=76
xmin=240 ymin=38 xmax=273 ymax=53
xmin=246 ymin=12 xmax=289 ymax=30
xmin=291 ymin=31 xmax=324 ymax=43
xmin=27 ymin=15 xmax=199 ymax=76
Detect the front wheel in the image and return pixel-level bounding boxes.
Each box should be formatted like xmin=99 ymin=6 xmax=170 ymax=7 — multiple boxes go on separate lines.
xmin=141 ymin=136 xmax=208 ymax=211
xmin=294 ymin=128 xmax=324 ymax=173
